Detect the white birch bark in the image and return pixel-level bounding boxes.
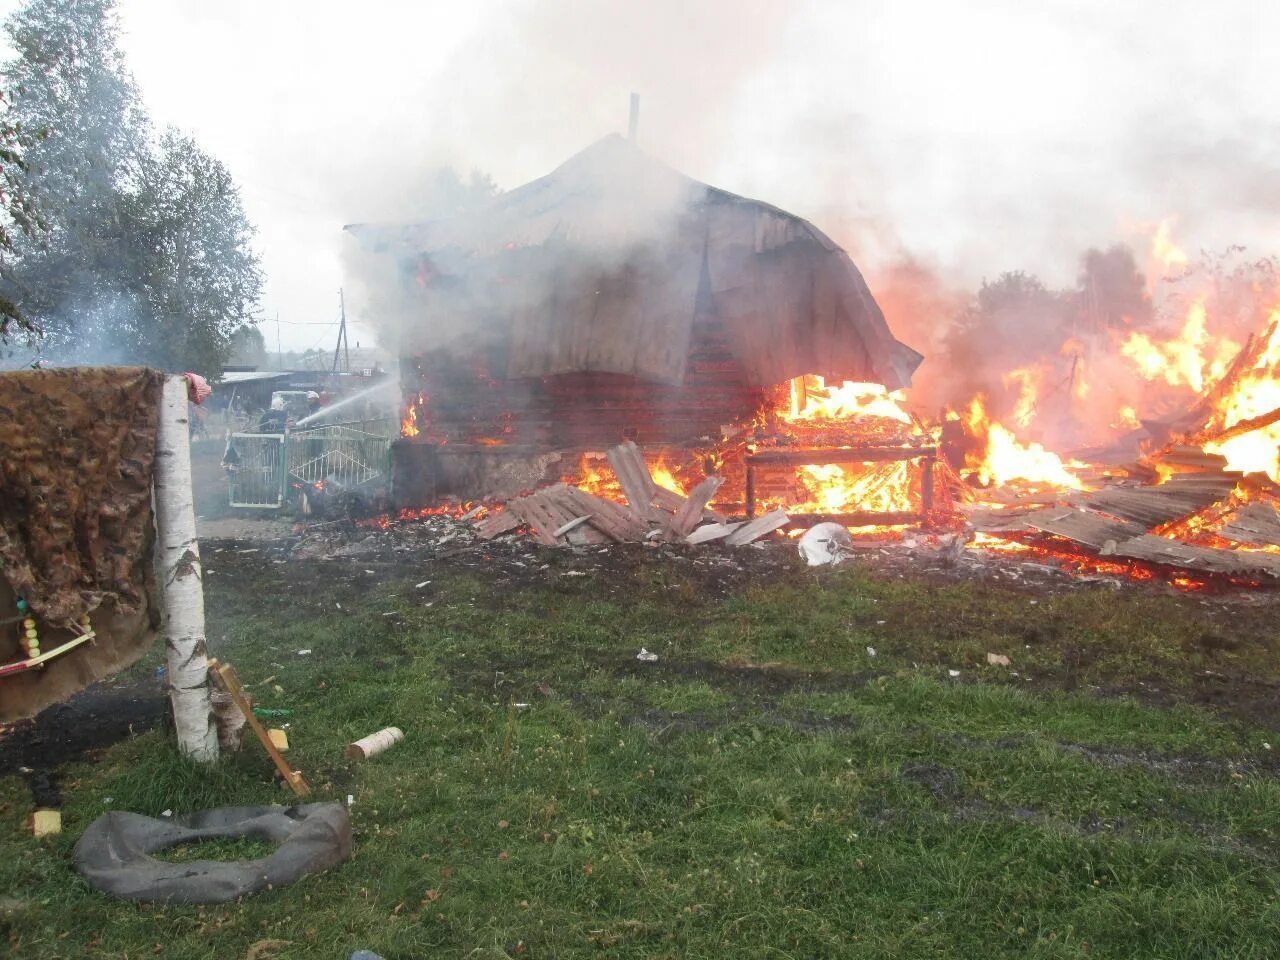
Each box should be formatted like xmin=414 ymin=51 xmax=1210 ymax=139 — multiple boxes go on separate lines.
xmin=154 ymin=375 xmax=218 ymax=762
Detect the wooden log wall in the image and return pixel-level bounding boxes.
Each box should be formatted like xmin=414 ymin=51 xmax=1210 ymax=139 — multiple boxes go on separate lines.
xmin=402 ymin=313 xmax=772 ymax=451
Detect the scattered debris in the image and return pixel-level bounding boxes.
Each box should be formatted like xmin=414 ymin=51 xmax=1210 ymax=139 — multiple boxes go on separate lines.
xmin=345 ymin=726 xmax=405 ymax=760
xmin=797 ymin=522 xmax=855 ymax=565
xmin=268 ymin=728 xmax=289 ymax=751
xmin=636 ymin=648 xmax=659 ymax=662
xmin=29 ymin=808 xmax=60 ymax=837
xmin=986 ymin=652 xmax=1012 ymax=667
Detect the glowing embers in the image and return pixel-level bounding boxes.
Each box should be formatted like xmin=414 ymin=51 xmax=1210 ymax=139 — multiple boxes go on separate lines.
xmin=357 ymin=501 xmax=488 ymax=529
xmin=744 ymin=446 xmax=937 ymax=524
xmin=970 ymin=531 xmax=1258 ymax=592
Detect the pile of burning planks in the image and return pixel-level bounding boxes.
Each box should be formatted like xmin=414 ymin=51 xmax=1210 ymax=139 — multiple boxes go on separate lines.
xmin=475 ymin=441 xmax=789 ymax=548
xmin=968 ymin=449 xmax=1280 ymax=581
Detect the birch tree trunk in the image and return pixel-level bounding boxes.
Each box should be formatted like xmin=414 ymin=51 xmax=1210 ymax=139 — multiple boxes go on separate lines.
xmin=154 ymin=375 xmax=218 ymax=762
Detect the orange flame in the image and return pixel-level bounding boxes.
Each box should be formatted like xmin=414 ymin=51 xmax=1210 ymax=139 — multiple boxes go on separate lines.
xmin=785 ymin=376 xmax=912 ymax=424
xmin=1202 ymin=313 xmax=1280 ymax=481
xmin=1152 ymin=217 xmax=1188 ymax=271
xmin=1120 ymin=301 xmax=1239 ymax=392
xmin=964 ymin=396 xmax=1083 ymax=490
xmin=789 ymin=461 xmax=916 ymax=514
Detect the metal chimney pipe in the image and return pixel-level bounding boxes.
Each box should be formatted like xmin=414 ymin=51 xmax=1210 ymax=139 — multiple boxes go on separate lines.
xmin=628 ymin=93 xmax=639 ymax=142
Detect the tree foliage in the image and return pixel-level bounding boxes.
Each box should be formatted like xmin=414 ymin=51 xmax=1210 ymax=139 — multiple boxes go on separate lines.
xmin=0 ymin=91 xmax=46 ymax=336
xmin=0 ymin=0 xmax=262 ymax=371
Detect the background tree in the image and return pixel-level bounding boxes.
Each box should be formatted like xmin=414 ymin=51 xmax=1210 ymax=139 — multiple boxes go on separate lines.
xmin=227 ymin=324 xmax=268 ymax=368
xmin=0 ymin=91 xmax=45 ymax=339
xmin=0 ymin=0 xmax=262 ymax=371
xmin=119 ymin=130 xmax=262 ymax=373
xmin=1075 ymin=244 xmax=1152 ymax=331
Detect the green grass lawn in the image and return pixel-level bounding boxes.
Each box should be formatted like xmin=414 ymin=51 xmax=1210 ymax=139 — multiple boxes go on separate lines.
xmin=2 ymin=547 xmax=1279 ymax=958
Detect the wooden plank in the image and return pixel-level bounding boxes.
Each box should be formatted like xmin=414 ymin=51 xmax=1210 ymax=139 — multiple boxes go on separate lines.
xmin=475 ymin=509 xmax=522 ymax=539
xmin=508 ymin=496 xmax=561 ymax=545
xmin=606 ymin=440 xmax=658 ymax=520
xmin=1195 ymin=406 xmax=1280 ymax=445
xmin=552 ymin=515 xmax=593 ymax=538
xmin=725 ymin=508 xmax=790 ymax=546
xmin=558 ymin=485 xmax=649 ymax=540
xmin=786 ymin=511 xmax=920 ymax=527
xmin=651 ymin=486 xmax=688 ymax=515
xmin=653 ymin=483 xmax=725 ymax=523
xmin=746 ymin=446 xmax=936 ymax=466
xmin=671 ymin=476 xmax=725 ymax=536
xmin=686 ymin=521 xmax=745 ymax=545
xmin=540 ymin=486 xmax=609 ymax=544
xmin=210 ymin=660 xmax=310 ymax=797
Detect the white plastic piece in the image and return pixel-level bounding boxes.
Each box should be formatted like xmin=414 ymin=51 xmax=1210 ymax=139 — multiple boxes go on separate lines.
xmin=797 ymin=522 xmax=854 ymax=566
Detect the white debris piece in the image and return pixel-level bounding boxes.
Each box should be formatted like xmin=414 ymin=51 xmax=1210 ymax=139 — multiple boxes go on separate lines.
xmin=636 ymin=648 xmax=659 ymax=662
xmin=866 ymin=646 xmax=877 ymax=658
xmin=797 ymin=522 xmax=854 ymax=566
xmin=948 ymin=669 xmax=961 ymax=677
xmin=297 ymin=649 xmax=312 ymax=656
xmin=986 ymin=652 xmax=1011 ymax=667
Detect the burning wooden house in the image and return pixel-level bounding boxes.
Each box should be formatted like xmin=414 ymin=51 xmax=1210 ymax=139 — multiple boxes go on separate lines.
xmin=345 ymin=133 xmax=925 ymax=516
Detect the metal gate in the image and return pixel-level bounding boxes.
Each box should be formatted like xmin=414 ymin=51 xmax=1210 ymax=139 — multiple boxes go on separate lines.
xmin=225 ymin=423 xmax=392 ymax=510
xmin=287 ymin=424 xmax=392 ymax=492
xmin=225 ymin=433 xmax=287 ymax=508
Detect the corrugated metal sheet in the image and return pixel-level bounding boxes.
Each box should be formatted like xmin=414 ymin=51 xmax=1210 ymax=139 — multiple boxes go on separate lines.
xmin=1081 ymin=472 xmax=1240 ymax=527
xmin=1216 ymin=501 xmax=1280 ymax=548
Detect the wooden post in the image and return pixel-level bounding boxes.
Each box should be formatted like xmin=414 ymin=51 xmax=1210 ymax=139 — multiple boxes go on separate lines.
xmin=211 ymin=660 xmax=308 ymax=795
xmin=921 ymin=452 xmax=936 ymax=517
xmin=155 ymin=375 xmax=218 ymax=763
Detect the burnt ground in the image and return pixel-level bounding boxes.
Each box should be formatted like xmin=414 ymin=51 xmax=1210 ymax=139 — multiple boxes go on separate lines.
xmin=4 ymin=512 xmax=1279 ymax=802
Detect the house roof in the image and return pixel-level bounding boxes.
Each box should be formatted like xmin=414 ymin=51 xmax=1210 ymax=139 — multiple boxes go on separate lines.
xmin=346 ymin=134 xmax=922 ymax=389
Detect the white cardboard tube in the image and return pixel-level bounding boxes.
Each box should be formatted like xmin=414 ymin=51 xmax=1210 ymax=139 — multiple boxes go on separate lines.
xmin=345 ymin=726 xmax=404 ymax=760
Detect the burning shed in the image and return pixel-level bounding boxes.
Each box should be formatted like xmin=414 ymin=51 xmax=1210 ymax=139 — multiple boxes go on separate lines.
xmin=346 ymin=133 xmax=922 ymax=505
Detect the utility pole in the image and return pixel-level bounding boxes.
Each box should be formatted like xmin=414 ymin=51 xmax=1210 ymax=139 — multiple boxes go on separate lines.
xmin=275 ymin=312 xmax=283 ymax=370
xmin=628 ymin=92 xmax=639 ymax=142
xmin=332 ymin=289 xmax=350 ymax=374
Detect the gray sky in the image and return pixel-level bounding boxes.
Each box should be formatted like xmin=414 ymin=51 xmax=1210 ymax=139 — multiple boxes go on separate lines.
xmin=21 ymin=0 xmax=1280 ymax=349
